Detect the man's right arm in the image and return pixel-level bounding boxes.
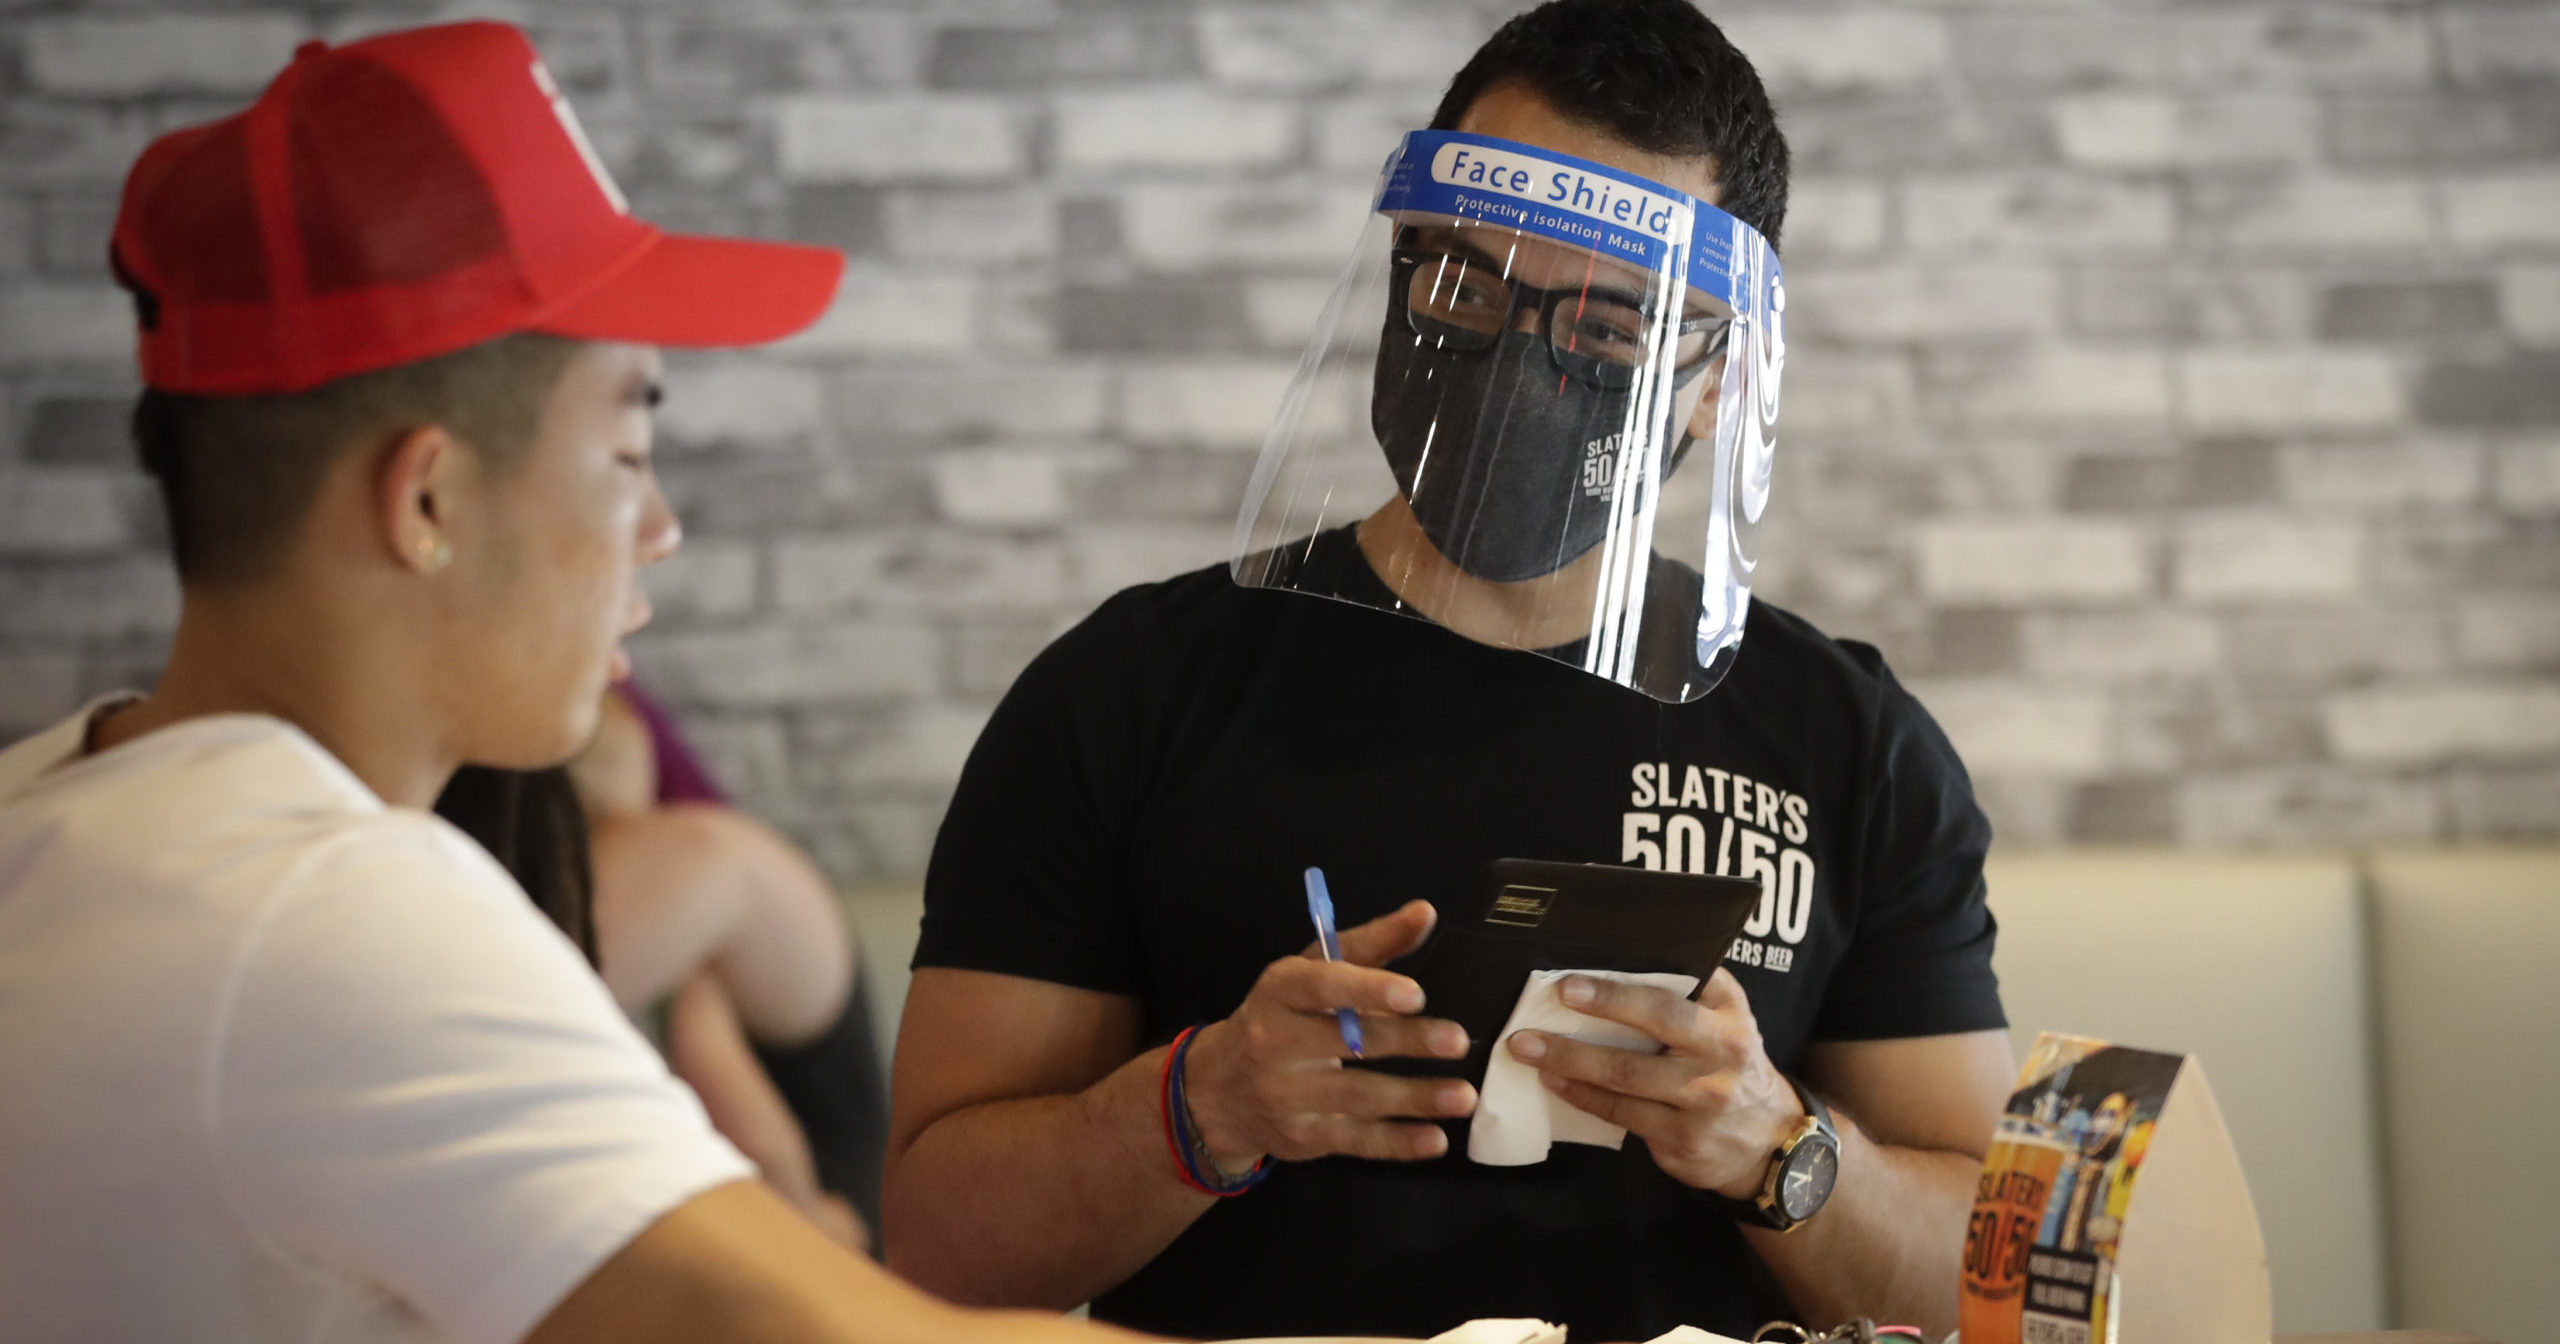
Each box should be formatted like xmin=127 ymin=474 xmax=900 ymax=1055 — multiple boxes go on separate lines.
xmin=881 ymin=903 xmax=1478 ymax=1310
xmin=525 ymin=1178 xmax=1146 ymax=1344
xmin=880 ymin=969 xmax=1210 ymax=1308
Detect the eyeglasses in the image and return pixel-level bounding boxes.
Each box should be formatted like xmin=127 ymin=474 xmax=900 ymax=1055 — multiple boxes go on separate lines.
xmin=1390 ymin=246 xmax=1731 ymax=390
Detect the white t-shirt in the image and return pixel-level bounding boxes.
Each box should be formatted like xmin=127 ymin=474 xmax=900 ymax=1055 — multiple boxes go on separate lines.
xmin=0 ymin=705 xmax=755 ymax=1344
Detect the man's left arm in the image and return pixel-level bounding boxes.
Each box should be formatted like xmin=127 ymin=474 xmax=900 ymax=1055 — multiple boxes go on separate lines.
xmin=1509 ymin=978 xmax=2013 ymax=1338
xmin=1751 ymin=1030 xmax=2014 ymax=1335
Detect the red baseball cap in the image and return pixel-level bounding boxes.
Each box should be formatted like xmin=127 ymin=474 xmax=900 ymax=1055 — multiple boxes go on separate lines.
xmin=109 ymin=21 xmax=845 ymax=395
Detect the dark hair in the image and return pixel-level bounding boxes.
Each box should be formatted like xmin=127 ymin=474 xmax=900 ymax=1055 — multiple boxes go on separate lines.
xmin=132 ymin=332 xmax=579 ymax=585
xmin=432 ymin=765 xmax=600 ymax=969
xmin=1431 ymin=0 xmax=1790 ymax=251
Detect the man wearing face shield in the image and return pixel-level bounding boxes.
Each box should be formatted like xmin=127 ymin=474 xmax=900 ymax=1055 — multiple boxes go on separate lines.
xmin=884 ymin=3 xmax=2014 ymax=1340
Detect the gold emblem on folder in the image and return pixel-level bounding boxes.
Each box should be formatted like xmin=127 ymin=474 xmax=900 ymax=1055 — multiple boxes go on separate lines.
xmin=1487 ymin=885 xmax=1557 ymax=928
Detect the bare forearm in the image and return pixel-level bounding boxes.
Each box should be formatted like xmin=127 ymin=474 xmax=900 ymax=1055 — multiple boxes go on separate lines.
xmin=591 ymin=807 xmax=850 ymax=1044
xmin=1744 ymin=1111 xmax=1978 ymax=1337
xmin=668 ymin=978 xmax=815 ymax=1183
xmin=882 ymin=1045 xmax=1211 ymax=1309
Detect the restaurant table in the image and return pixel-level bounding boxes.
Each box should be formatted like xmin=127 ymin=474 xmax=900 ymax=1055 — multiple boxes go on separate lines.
xmin=1228 ymin=1320 xmax=2508 ymax=1331
xmin=2277 ymin=1334 xmax=2497 ymax=1344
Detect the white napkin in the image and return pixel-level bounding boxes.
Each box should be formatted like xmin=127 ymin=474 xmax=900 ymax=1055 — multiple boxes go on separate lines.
xmin=1467 ymin=968 xmax=1702 ymax=1167
xmin=1410 ymin=1321 xmax=1745 ymax=1344
xmin=1427 ymin=1321 xmax=1566 ymax=1344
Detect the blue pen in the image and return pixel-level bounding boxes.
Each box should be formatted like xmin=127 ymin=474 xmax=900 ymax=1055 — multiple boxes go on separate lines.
xmin=1303 ymin=866 xmax=1364 ymax=1057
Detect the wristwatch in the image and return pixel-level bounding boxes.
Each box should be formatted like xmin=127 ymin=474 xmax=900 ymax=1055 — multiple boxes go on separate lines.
xmin=1748 ymin=1075 xmax=1841 ymax=1232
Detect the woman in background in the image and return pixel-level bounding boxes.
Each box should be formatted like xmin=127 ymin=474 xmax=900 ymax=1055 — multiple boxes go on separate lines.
xmin=440 ymin=681 xmax=876 ymax=1250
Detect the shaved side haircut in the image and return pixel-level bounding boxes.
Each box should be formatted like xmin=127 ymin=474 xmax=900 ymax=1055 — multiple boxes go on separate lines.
xmin=131 ymin=332 xmax=580 ymax=585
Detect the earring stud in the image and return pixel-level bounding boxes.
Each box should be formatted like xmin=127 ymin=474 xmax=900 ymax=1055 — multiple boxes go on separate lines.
xmin=417 ymin=537 xmax=452 ymax=571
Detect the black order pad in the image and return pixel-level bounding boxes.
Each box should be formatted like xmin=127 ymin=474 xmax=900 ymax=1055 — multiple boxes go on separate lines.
xmin=1376 ymin=858 xmax=1763 ymax=1091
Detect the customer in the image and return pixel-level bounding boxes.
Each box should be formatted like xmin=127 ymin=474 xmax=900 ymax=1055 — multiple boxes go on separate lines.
xmin=884 ymin=3 xmax=2013 ymax=1341
xmin=0 ymin=22 xmax=1139 ymax=1344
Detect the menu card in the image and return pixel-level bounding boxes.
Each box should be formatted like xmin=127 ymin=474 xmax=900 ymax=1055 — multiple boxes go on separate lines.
xmin=1959 ymin=1032 xmax=2270 ymax=1344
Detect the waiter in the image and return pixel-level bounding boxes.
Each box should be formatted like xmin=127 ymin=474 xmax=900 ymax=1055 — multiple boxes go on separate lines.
xmin=883 ymin=1 xmax=2015 ymax=1340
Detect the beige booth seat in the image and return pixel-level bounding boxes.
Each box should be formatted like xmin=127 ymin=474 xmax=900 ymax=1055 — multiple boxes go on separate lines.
xmin=1984 ymin=852 xmax=2390 ymax=1335
xmin=2365 ymin=849 xmax=2560 ymax=1344
xmin=844 ymin=885 xmax=927 ymax=1071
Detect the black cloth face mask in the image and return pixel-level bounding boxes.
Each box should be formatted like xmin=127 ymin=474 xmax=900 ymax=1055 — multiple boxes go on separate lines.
xmin=1373 ymin=322 xmax=1688 ymax=584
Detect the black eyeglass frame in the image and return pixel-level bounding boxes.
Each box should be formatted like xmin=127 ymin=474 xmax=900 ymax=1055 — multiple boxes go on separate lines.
xmin=1388 ymin=245 xmax=1733 ymax=391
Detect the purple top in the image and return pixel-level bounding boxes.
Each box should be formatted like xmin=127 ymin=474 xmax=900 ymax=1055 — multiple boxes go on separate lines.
xmin=619 ymin=680 xmax=729 ymax=807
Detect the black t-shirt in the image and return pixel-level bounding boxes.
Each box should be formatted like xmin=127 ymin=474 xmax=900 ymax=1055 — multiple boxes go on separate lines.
xmin=916 ymin=527 xmax=2003 ymax=1341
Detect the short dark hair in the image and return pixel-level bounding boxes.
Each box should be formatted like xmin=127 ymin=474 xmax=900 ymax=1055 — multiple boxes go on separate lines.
xmin=132 ymin=333 xmax=579 ymax=585
xmin=1431 ymin=0 xmax=1790 ymax=252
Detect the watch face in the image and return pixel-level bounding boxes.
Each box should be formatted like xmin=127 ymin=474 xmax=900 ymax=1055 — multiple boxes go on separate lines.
xmin=1779 ymin=1137 xmax=1840 ymax=1221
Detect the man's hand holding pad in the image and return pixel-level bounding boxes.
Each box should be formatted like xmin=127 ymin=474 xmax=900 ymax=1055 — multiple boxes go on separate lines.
xmin=1504 ymin=968 xmax=1800 ymax=1199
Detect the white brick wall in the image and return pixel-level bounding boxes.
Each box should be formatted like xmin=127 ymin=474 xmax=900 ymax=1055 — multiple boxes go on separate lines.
xmin=2178 ymin=770 xmax=2444 ymax=847
xmin=775 ymin=97 xmax=1024 ymax=182
xmin=2457 ymin=600 xmax=2560 ymax=670
xmin=2021 ymin=610 xmax=2222 ymax=680
xmin=882 ymin=188 xmax=1055 ymax=263
xmin=0 ymin=285 xmax=129 ymax=365
xmin=1787 ymin=266 xmax=2056 ymax=342
xmin=1721 ymin=13 xmax=1949 ymax=96
xmin=2179 ymin=349 xmax=2406 ymax=432
xmin=25 ymin=16 xmax=305 ymax=96
xmin=1120 ymin=359 xmax=1296 ymax=448
xmin=2504 ymin=266 xmax=2560 ymax=346
xmin=836 ymin=365 xmax=1111 ymax=442
xmin=0 ymin=468 xmax=127 ymax=553
xmin=2440 ymin=6 xmax=2560 ymax=87
xmin=808 ymin=704 xmax=992 ymax=790
xmin=2196 ymin=177 xmax=2435 ymax=252
xmin=1917 ymin=519 xmax=2151 ymax=603
xmin=780 ymin=268 xmax=979 ymax=357
xmin=2327 ymin=683 xmax=2560 ymax=765
xmin=658 ymin=360 xmax=829 ymax=449
xmin=2492 ymin=443 xmax=2560 ymax=511
xmin=1903 ymin=176 xmax=2175 ymax=256
xmin=0 ymin=559 xmax=177 ymax=637
xmin=929 ymin=447 xmax=1076 ymax=527
xmin=1935 ymin=348 xmax=2174 ymax=426
xmin=1117 ymin=182 xmax=1370 ymax=269
xmin=773 ymin=532 xmax=1070 ymax=614
xmin=641 ymin=623 xmax=942 ymax=707
xmin=2052 ymin=94 xmax=2320 ymax=170
xmin=641 ymin=541 xmax=759 ymax=621
xmin=1054 ymin=92 xmax=1296 ymax=172
xmin=1065 ymin=522 xmax=1234 ymax=600
xmin=1909 ymin=681 xmax=2114 ymax=778
xmin=2279 ymin=443 xmax=2484 ymax=510
xmin=2175 ymin=515 xmax=2365 ymax=603
xmin=2443 ymin=176 xmax=2560 ymax=252
xmin=1195 ymin=7 xmax=1482 ymax=91
xmin=1774 ymin=351 xmax=1917 ymax=434
xmin=0 ymin=204 xmax=26 ymax=276
xmin=1243 ymin=276 xmax=1339 ymax=347
xmin=2 ymin=0 xmax=2554 ymax=872
xmin=2200 ymin=10 xmax=2434 ymax=89
xmin=1312 ymin=95 xmax=1440 ymax=175
xmin=0 ymin=652 xmax=80 ymax=734
xmin=1778 ymin=181 xmax=1889 ymax=258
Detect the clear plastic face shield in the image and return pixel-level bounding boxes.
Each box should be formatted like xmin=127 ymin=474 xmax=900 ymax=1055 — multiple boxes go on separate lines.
xmin=1233 ymin=130 xmax=1784 ymax=703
